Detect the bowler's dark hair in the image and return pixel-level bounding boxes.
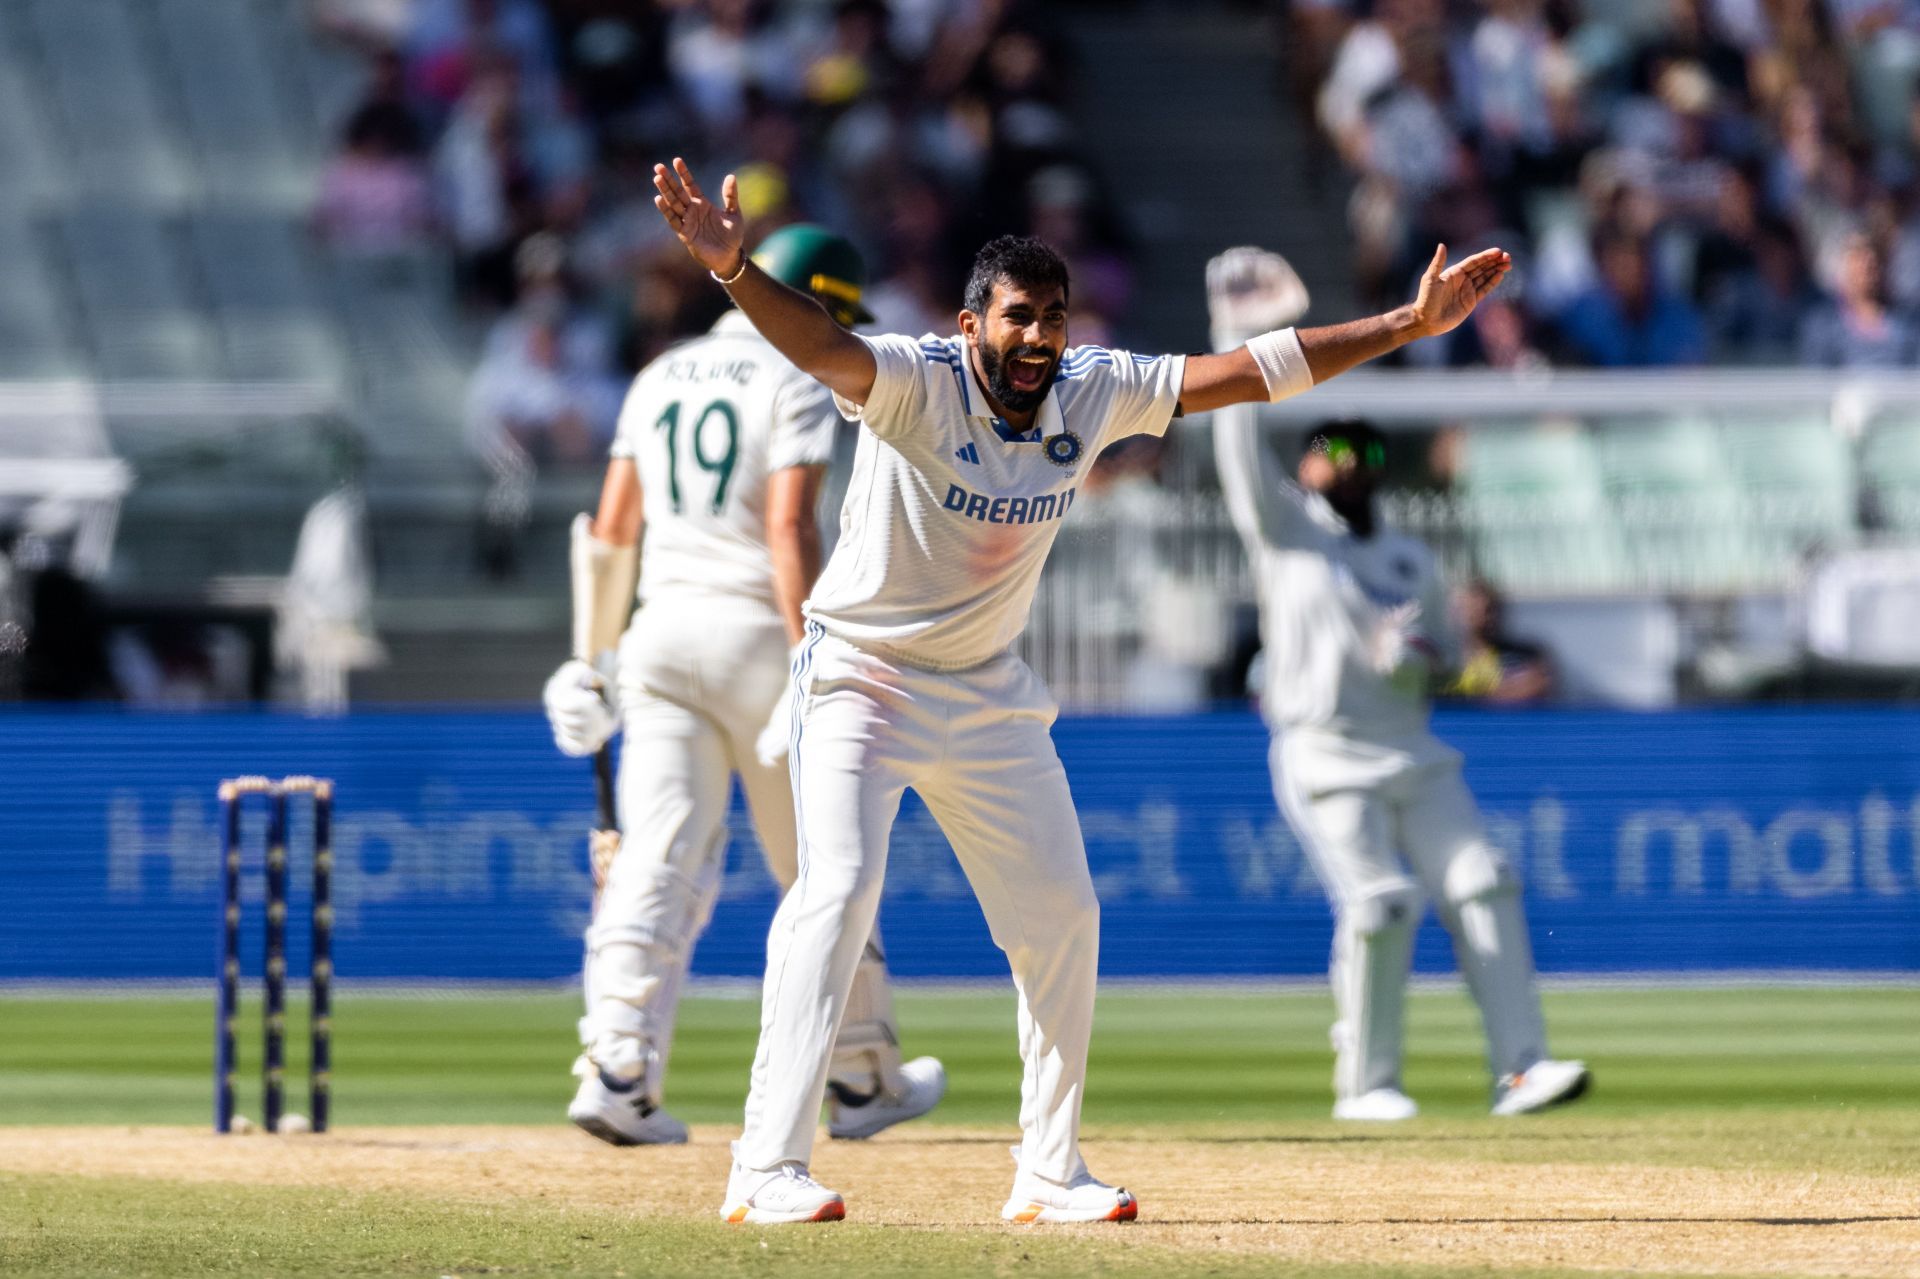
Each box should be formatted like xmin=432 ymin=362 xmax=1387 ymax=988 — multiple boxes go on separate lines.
xmin=963 ymin=236 xmax=1071 ymax=316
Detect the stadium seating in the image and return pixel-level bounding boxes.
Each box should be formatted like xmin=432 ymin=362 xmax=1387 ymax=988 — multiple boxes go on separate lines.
xmin=59 ymin=205 xmax=222 ymax=382
xmin=0 ymin=211 xmax=80 ymax=379
xmin=189 ymin=212 xmax=346 ymax=386
xmin=1456 ymin=423 xmax=1630 ymax=594
xmin=1716 ymin=415 xmax=1858 ymax=582
xmin=1593 ymin=416 xmax=1748 ymax=592
xmin=1860 ymin=414 xmax=1920 ymax=533
xmin=157 ymin=0 xmax=314 ymax=211
xmin=29 ymin=0 xmax=196 ymax=208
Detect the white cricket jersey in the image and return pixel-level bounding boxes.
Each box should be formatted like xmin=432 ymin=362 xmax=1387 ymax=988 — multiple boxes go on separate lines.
xmin=1213 ymin=400 xmax=1460 ymax=761
xmin=811 ymin=333 xmax=1185 ymax=671
xmin=609 ymin=311 xmax=839 ymax=610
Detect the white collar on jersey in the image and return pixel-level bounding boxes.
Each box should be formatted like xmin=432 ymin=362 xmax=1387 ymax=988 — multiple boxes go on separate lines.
xmin=956 ymin=338 xmax=1067 ymax=440
xmin=710 ymin=309 xmax=758 ymax=336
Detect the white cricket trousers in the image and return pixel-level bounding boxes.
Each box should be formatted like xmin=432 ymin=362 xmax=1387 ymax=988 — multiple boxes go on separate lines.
xmin=736 ymin=625 xmax=1101 ymax=1186
xmin=586 ymin=595 xmax=898 ymax=1097
xmin=1272 ymin=731 xmax=1547 ymax=1098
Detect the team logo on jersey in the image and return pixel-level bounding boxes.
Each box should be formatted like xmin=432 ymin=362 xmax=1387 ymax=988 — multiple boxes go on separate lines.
xmin=1045 ymin=431 xmax=1084 ymax=468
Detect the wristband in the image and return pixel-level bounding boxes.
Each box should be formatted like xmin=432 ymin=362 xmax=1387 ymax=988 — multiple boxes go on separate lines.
xmin=711 ymin=253 xmax=749 ymax=286
xmin=1245 ymin=327 xmax=1315 ymax=402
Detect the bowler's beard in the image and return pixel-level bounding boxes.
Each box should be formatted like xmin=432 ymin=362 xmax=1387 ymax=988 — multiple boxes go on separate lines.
xmin=975 ymin=340 xmax=1059 ymax=415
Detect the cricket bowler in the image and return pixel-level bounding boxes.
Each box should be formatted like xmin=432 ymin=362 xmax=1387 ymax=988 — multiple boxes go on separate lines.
xmin=1205 ymin=246 xmax=1591 ymax=1122
xmin=542 ymin=225 xmax=946 ymax=1147
xmin=649 ymin=156 xmax=1511 ymax=1224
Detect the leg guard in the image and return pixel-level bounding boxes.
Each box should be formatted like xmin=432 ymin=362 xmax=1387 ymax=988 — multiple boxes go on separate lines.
xmin=584 ymin=844 xmax=724 ymax=1094
xmin=827 ymin=930 xmax=904 ymax=1099
xmin=1329 ymin=879 xmax=1423 ymax=1100
xmin=1395 ymin=762 xmax=1550 ymax=1082
xmin=1435 ymin=843 xmax=1548 ymax=1080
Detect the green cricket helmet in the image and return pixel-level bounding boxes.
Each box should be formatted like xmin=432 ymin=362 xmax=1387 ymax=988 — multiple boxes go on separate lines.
xmin=752 ymin=224 xmax=875 ymax=327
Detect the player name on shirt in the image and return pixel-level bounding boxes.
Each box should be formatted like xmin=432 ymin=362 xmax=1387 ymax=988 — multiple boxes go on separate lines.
xmin=662 ymin=355 xmax=759 ymax=388
xmin=940 ymin=483 xmax=1077 ymax=526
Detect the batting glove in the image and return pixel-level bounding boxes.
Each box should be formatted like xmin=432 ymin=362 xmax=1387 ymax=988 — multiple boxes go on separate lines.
xmin=543 ymin=658 xmax=619 ymax=757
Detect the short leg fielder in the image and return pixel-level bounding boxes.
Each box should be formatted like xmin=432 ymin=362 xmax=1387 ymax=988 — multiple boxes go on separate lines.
xmin=738 ymin=631 xmax=1106 ymax=1196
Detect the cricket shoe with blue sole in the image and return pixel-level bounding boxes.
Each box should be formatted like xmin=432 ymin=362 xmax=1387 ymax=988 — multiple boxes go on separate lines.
xmin=826 ymin=1056 xmax=948 ymax=1139
xmin=567 ymin=1067 xmax=689 ymax=1146
xmin=1332 ymin=1088 xmax=1420 ymax=1121
xmin=1491 ymin=1059 xmax=1592 ymax=1116
xmin=721 ymin=1146 xmax=846 ymax=1224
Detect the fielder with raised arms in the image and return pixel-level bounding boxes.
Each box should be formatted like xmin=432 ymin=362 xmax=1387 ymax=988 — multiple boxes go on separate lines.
xmin=543 ymin=225 xmax=945 ymax=1147
xmin=650 ymin=157 xmax=1510 ymax=1225
xmin=1205 ymin=247 xmax=1591 ymax=1122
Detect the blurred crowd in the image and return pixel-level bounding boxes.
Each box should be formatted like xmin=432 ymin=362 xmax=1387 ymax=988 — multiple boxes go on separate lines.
xmin=1284 ymin=0 xmax=1920 ymax=369
xmin=310 ymin=0 xmax=1137 ymax=468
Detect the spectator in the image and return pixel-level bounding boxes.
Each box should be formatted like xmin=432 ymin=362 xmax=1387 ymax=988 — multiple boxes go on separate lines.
xmin=1292 ymin=0 xmax=1918 ymax=366
xmin=1707 ymin=217 xmax=1821 ymax=359
xmin=342 ymin=46 xmax=427 ymax=157
xmin=434 ymin=56 xmax=537 ymax=305
xmin=1447 ymin=580 xmax=1556 ymax=704
xmin=1556 ymin=231 xmax=1709 ymax=365
xmin=466 ymin=233 xmax=620 ymax=468
xmin=315 ymin=107 xmax=436 ymax=258
xmin=406 ymin=0 xmax=562 ymax=123
xmin=315 ymin=0 xmax=1136 ymax=362
xmin=667 ymin=0 xmax=799 ymax=137
xmin=1799 ymin=231 xmax=1920 ymax=366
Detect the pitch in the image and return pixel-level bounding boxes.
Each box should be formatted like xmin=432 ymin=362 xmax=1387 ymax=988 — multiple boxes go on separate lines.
xmin=2 ymin=987 xmax=1916 ymax=1277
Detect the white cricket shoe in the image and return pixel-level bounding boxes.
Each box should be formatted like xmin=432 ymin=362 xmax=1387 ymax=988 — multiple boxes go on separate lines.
xmin=1332 ymin=1088 xmax=1420 ymax=1121
xmin=721 ymin=1150 xmax=846 ymax=1224
xmin=827 ymin=1056 xmax=948 ymax=1140
xmin=567 ymin=1068 xmax=689 ymax=1146
xmin=1491 ymin=1059 xmax=1592 ymax=1116
xmin=1002 ymin=1168 xmax=1138 ymax=1224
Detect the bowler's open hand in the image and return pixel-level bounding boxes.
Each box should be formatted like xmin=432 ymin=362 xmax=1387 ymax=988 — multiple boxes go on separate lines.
xmin=653 ymin=157 xmax=747 ymax=278
xmin=1407 ymin=245 xmax=1512 ymax=339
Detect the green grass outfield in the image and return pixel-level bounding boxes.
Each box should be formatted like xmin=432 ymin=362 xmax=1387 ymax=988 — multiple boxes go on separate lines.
xmin=3 ymin=985 xmax=1918 ymax=1278
xmin=3 ymin=984 xmax=1917 ymax=1130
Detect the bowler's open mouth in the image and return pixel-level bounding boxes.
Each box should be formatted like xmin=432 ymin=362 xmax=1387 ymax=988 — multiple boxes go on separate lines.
xmin=1008 ymin=353 xmax=1052 ymax=392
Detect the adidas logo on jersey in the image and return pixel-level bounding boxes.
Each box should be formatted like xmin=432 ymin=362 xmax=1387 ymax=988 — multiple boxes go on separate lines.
xmin=941 ymin=483 xmax=1076 ymax=526
xmin=954 ymin=442 xmax=980 ymax=465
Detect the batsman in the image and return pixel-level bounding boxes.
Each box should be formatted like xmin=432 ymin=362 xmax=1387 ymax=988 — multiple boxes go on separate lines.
xmin=543 ymin=226 xmax=946 ymax=1145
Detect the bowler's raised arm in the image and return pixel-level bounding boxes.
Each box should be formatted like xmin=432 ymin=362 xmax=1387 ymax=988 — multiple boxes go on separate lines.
xmin=1178 ymin=244 xmax=1513 ymax=415
xmin=652 ymin=158 xmax=878 ymax=406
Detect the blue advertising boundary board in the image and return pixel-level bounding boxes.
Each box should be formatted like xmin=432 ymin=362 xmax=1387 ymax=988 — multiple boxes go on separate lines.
xmin=1 ymin=707 xmax=1916 ymax=981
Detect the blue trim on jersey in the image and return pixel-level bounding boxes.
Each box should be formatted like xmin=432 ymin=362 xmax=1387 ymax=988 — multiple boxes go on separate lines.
xmin=944 ymin=338 xmax=974 ymax=414
xmin=786 ymin=621 xmax=825 ymax=876
xmin=1060 ymin=346 xmax=1114 ymax=368
xmin=1057 ymin=346 xmax=1115 ymax=383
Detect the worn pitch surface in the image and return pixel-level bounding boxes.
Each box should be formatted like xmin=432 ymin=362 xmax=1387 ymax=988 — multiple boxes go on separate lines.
xmin=3 ymin=1121 xmax=1918 ymax=1278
